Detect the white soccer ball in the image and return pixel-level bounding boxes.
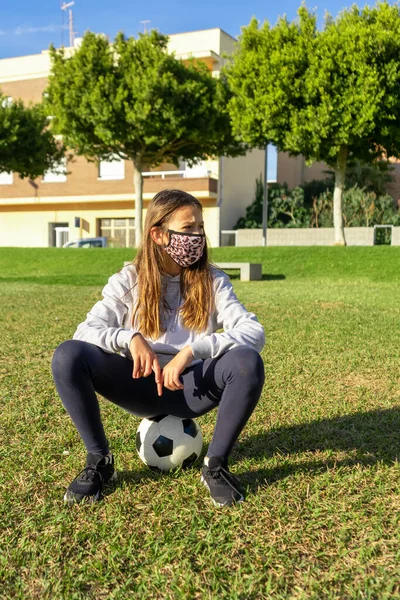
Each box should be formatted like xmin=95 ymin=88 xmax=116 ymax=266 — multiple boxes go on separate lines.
xmin=135 ymin=415 xmax=203 ymax=472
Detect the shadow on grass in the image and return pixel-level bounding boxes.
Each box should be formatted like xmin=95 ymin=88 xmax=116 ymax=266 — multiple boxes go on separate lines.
xmin=262 ymin=274 xmax=285 ymax=281
xmin=234 ymin=407 xmax=400 ymax=491
xmin=223 ymin=273 xmax=286 ymax=281
xmin=105 ymin=409 xmax=399 ymax=496
xmin=104 ymin=464 xmax=202 ymax=497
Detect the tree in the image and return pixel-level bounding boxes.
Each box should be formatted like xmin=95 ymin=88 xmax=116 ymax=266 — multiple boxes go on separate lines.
xmin=0 ymin=93 xmax=65 ymax=179
xmin=225 ymin=2 xmax=400 ymax=245
xmin=46 ymin=30 xmax=244 ymax=245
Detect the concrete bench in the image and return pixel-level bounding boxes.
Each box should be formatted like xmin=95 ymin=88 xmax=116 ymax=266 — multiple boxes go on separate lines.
xmin=215 ymin=262 xmax=262 ymax=281
xmin=123 ymin=261 xmax=262 ymax=281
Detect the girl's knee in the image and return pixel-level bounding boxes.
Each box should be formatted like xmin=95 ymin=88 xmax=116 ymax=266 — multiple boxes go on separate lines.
xmin=51 ymin=339 xmax=87 ymax=375
xmin=227 ymin=346 xmax=265 ymax=381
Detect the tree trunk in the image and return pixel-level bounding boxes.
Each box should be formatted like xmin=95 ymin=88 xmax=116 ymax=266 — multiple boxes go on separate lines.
xmin=333 ymin=146 xmax=348 ymax=246
xmin=132 ymin=160 xmax=143 ymax=247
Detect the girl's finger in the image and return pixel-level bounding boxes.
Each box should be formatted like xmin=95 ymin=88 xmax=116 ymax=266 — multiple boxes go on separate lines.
xmin=132 ymin=356 xmax=142 ymax=379
xmin=166 ymin=375 xmax=177 ymax=391
xmin=164 ymin=372 xmax=181 ymax=391
xmin=172 ymin=371 xmax=184 ymax=389
xmin=142 ymin=356 xmax=153 ymax=377
xmin=152 ymin=358 xmax=163 ymax=396
xmin=163 ymin=372 xmax=170 ymax=390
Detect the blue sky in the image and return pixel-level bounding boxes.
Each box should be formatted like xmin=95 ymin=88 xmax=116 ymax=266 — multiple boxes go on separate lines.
xmin=0 ymin=0 xmax=386 ymax=59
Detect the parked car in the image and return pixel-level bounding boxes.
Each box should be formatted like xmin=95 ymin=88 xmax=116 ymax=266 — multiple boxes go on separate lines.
xmin=62 ymin=237 xmax=107 ymax=248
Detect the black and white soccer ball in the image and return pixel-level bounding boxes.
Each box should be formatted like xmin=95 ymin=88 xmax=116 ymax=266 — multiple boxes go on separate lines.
xmin=135 ymin=415 xmax=203 ymax=472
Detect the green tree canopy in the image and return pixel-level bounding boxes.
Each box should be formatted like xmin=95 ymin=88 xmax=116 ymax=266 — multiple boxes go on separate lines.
xmin=46 ymin=30 xmax=244 ymax=245
xmin=225 ymin=1 xmax=400 ymax=244
xmin=0 ymin=94 xmax=64 ymax=179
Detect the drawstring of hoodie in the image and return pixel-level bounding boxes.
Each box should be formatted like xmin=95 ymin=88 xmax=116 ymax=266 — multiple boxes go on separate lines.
xmin=170 ymin=290 xmax=181 ymax=332
xmin=163 ymin=278 xmax=181 ymax=333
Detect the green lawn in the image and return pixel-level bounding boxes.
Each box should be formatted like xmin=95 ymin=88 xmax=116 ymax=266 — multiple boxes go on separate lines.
xmin=0 ymin=247 xmax=399 ymax=599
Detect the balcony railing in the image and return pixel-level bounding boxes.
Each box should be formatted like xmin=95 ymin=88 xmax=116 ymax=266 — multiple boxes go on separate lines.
xmin=142 ymin=169 xmax=218 ymax=179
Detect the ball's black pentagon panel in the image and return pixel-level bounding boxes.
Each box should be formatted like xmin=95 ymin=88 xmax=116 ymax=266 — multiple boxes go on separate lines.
xmin=182 ymin=418 xmax=198 ymax=438
xmin=181 ymin=452 xmax=198 ymax=469
xmin=153 ymin=435 xmax=174 ymax=457
xmin=135 ymin=431 xmax=141 ymax=452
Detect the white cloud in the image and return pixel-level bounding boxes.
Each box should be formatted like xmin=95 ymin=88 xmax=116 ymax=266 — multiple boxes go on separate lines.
xmin=0 ymin=24 xmax=68 ymax=37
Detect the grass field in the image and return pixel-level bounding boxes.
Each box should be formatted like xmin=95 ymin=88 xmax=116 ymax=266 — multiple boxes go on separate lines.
xmin=0 ymin=246 xmax=399 ymax=599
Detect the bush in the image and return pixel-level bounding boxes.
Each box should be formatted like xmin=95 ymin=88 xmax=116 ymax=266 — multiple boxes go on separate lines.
xmin=267 ymin=184 xmax=310 ymax=228
xmin=235 ymin=177 xmax=400 ymax=230
xmin=310 ymin=186 xmax=400 ymax=228
xmin=234 ymin=177 xmax=312 ymax=229
xmin=344 ymin=187 xmax=400 ymax=227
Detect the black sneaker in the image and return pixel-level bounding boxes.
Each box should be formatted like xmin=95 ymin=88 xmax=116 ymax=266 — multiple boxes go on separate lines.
xmin=64 ymin=452 xmax=117 ymax=504
xmin=200 ymin=456 xmax=244 ymax=507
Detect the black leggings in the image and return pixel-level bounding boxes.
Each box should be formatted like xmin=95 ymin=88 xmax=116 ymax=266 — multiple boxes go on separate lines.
xmin=51 ymin=340 xmax=265 ymax=460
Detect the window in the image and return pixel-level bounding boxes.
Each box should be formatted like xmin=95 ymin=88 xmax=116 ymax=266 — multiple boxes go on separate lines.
xmin=43 ymin=157 xmax=67 ymax=183
xmin=98 ymin=156 xmax=125 ymax=180
xmin=267 ymin=144 xmax=278 ymax=183
xmin=82 ymin=240 xmax=103 ymax=247
xmin=0 ymin=171 xmax=13 ymax=185
xmin=99 ymin=217 xmax=135 ymax=248
xmin=80 ymin=241 xmax=97 ymax=248
xmin=1 ymin=96 xmax=12 ymax=108
xmin=48 ymin=221 xmax=69 ymax=246
xmin=182 ymin=160 xmax=211 ymax=178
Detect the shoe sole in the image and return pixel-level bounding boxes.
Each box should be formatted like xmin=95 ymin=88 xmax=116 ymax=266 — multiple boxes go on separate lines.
xmin=200 ymin=475 xmax=244 ymax=507
xmin=64 ymin=470 xmax=118 ymax=504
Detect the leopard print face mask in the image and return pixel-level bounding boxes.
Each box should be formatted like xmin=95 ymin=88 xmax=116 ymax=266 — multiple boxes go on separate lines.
xmin=164 ymin=229 xmax=206 ymax=267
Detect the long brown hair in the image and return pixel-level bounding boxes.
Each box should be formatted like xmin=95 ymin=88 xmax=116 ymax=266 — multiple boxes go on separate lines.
xmin=132 ymin=189 xmax=214 ymax=339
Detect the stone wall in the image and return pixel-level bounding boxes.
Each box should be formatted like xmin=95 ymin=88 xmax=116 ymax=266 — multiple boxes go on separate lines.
xmin=236 ymin=227 xmax=377 ymax=246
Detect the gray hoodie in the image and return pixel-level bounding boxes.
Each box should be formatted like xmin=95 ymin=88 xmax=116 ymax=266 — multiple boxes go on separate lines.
xmin=73 ymin=264 xmax=265 ymax=368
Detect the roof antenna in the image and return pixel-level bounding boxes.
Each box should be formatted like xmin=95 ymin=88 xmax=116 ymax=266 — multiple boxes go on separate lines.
xmin=140 ymin=20 xmax=151 ymax=33
xmin=61 ymin=1 xmax=76 ymax=47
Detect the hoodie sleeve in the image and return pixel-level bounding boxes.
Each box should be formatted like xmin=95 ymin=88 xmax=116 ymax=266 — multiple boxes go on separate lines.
xmin=189 ymin=270 xmax=265 ymax=360
xmin=72 ymin=267 xmax=137 ymax=354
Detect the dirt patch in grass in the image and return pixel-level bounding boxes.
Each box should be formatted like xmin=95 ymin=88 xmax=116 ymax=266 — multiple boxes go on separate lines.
xmin=315 ymin=301 xmax=347 ymax=310
xmin=341 ymin=372 xmax=392 ymax=393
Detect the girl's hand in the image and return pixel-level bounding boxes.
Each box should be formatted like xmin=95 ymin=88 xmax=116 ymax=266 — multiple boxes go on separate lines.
xmin=129 ymin=334 xmax=163 ymax=397
xmin=163 ymin=346 xmax=194 ymax=392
